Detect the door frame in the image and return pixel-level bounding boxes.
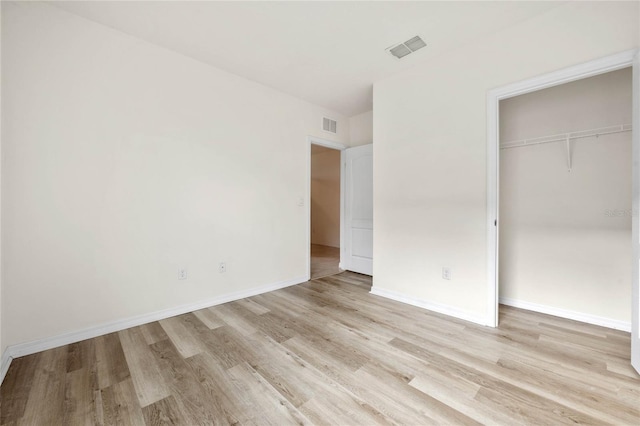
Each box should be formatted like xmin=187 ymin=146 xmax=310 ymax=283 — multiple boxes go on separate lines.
xmin=306 ymin=136 xmax=347 ymax=280
xmin=486 ymin=49 xmax=639 ymax=330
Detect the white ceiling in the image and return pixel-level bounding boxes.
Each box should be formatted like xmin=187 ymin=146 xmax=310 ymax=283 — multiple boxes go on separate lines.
xmin=51 ymin=1 xmax=564 ymax=117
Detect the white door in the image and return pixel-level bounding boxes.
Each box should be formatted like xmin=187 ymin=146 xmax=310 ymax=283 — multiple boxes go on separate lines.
xmin=631 ymin=51 xmax=639 ymax=375
xmin=342 ymin=144 xmax=373 ymax=275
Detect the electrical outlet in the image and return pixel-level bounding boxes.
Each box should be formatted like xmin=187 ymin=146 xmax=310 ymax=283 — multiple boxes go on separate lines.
xmin=178 ymin=267 xmax=187 ymax=280
xmin=442 ymin=267 xmax=451 ymax=280
xmin=219 ymin=262 xmax=226 ymax=273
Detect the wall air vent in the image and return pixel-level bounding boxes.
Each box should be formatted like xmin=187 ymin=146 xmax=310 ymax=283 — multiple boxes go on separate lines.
xmin=322 ymin=117 xmax=337 ymax=134
xmin=387 ymin=35 xmax=427 ymax=59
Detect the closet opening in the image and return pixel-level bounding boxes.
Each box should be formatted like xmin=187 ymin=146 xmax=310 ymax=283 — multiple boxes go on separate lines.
xmin=497 ymin=67 xmax=632 ymax=331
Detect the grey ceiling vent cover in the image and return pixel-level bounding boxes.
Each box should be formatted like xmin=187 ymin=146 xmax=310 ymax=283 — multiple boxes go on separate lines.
xmin=387 ymin=35 xmax=427 ymax=59
xmin=389 ymin=44 xmax=411 ymax=59
xmin=323 ymin=117 xmax=337 ymax=134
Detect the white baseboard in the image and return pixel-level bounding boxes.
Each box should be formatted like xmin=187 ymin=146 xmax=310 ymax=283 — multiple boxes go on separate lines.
xmin=0 ymin=275 xmax=307 ymax=385
xmin=0 ymin=349 xmax=12 ymax=386
xmin=499 ymin=297 xmax=631 ymax=332
xmin=370 ymin=287 xmax=489 ymax=326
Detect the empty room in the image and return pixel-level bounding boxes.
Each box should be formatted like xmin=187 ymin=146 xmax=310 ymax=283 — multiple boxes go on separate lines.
xmin=0 ymin=1 xmax=639 ymax=425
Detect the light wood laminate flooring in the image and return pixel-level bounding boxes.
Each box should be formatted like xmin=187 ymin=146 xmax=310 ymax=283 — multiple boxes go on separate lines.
xmin=1 ymin=272 xmax=639 ymax=425
xmin=310 ymin=244 xmax=341 ymax=279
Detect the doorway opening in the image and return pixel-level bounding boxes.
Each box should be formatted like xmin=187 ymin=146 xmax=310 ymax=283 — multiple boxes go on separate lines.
xmin=487 ymin=49 xmax=639 ymax=373
xmin=499 ymin=68 xmax=632 ymax=330
xmin=310 ymin=143 xmax=343 ymax=279
xmin=306 ymin=136 xmax=347 ymax=280
xmin=306 ymin=136 xmax=374 ymax=280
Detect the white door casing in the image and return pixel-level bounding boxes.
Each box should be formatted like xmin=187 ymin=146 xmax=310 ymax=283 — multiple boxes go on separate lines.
xmin=631 ymin=50 xmax=640 ymax=374
xmin=343 ymin=144 xmax=373 ymax=275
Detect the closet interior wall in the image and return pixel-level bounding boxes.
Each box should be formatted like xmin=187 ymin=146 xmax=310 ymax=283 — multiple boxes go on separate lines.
xmin=499 ymin=68 xmax=632 ymax=325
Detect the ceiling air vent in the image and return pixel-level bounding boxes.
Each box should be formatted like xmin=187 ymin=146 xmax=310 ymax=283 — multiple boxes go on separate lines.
xmin=323 ymin=117 xmax=337 ymax=134
xmin=387 ymin=35 xmax=427 ymax=59
xmin=389 ymin=44 xmax=411 ymax=59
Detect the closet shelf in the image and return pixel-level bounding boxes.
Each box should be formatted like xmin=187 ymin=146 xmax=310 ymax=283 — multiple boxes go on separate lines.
xmin=500 ymin=124 xmax=632 ymax=172
xmin=500 ymin=124 xmax=632 ymax=150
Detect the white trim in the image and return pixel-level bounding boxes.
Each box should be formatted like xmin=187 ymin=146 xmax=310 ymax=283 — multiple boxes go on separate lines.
xmin=487 ymin=93 xmax=499 ymax=327
xmin=488 ymin=50 xmax=636 ymax=102
xmin=340 ymin=150 xmax=346 ymax=271
xmin=500 ymin=297 xmax=631 ymax=332
xmin=0 ymin=274 xmax=306 ymax=385
xmin=486 ymin=49 xmax=639 ymax=329
xmin=308 ymin=136 xmax=347 ymax=151
xmin=1 ymin=350 xmax=11 ymax=385
xmin=370 ymin=287 xmax=489 ymax=326
xmin=632 ymin=51 xmax=640 ymax=374
xmin=306 ymin=135 xmax=348 ymax=280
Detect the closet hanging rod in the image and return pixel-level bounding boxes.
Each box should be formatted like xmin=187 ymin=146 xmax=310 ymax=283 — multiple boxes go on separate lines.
xmin=500 ymin=124 xmax=632 ymax=150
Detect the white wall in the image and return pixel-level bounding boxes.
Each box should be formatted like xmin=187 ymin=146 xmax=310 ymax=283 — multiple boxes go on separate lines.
xmin=311 ymin=147 xmax=341 ymax=248
xmin=500 ymin=68 xmax=632 ymax=323
xmin=373 ymin=1 xmax=639 ymax=324
xmin=0 ymin=0 xmax=3 ymax=359
xmin=0 ymin=2 xmax=349 ymax=352
xmin=349 ymin=110 xmax=373 ymax=147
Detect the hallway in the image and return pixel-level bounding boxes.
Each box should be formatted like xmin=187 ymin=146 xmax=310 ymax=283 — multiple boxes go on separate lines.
xmin=310 ymin=244 xmax=341 ymax=280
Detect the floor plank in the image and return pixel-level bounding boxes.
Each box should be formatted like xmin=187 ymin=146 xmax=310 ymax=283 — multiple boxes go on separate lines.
xmin=17 ymin=346 xmax=68 ymax=425
xmin=94 ymin=332 xmax=130 ymax=390
xmin=141 ymin=395 xmax=186 ymax=426
xmin=118 ymin=327 xmax=170 ymax=407
xmin=158 ymin=316 xmax=206 ymax=358
xmin=0 ymin=353 xmax=40 ymax=424
xmin=101 ymin=378 xmax=146 ymax=425
xmin=310 ymin=244 xmax=341 ymax=279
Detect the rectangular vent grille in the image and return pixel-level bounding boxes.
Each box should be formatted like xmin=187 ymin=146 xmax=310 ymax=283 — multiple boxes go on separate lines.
xmin=390 ymin=44 xmax=411 ymax=59
xmin=405 ymin=36 xmax=427 ymax=52
xmin=323 ymin=117 xmax=337 ymax=133
xmin=388 ymin=35 xmax=427 ymax=59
